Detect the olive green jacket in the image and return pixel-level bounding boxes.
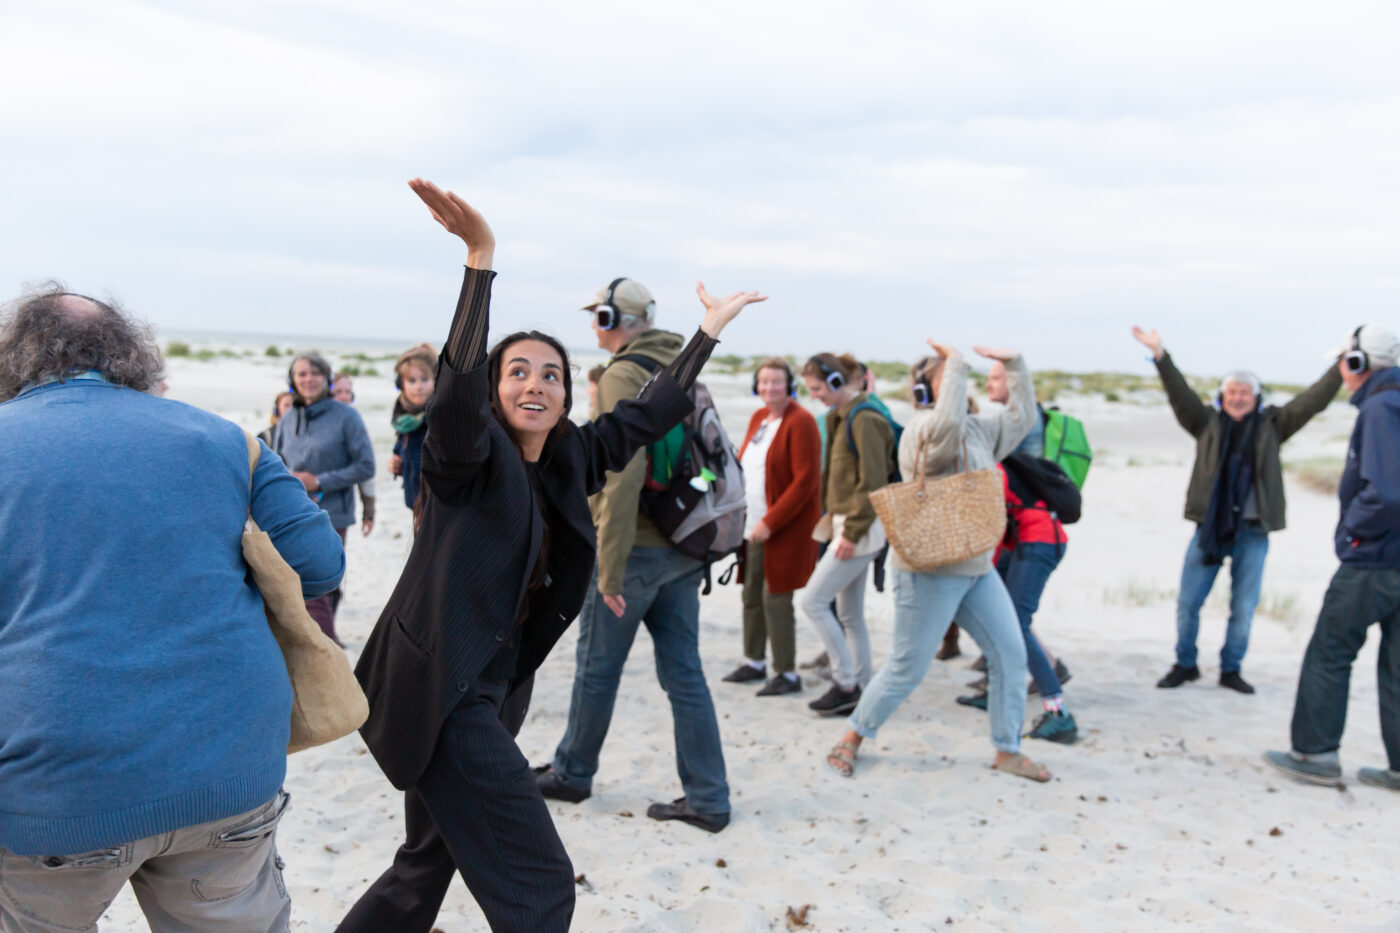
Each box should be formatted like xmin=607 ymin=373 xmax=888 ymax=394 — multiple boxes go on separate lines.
xmin=1156 ymin=352 xmax=1342 ymax=532
xmin=590 ymin=329 xmax=685 ymax=595
xmin=820 ymin=393 xmax=896 ymax=544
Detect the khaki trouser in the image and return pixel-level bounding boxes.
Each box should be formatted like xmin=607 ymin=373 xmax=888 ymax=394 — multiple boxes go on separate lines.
xmin=0 ymin=792 xmax=291 ymax=933
xmin=741 ymin=539 xmax=798 ymax=673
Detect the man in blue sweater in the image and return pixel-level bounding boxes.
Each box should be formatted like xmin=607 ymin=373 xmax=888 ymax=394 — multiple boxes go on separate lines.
xmin=0 ymin=288 xmax=345 ymax=930
xmin=1266 ymin=324 xmax=1400 ymax=792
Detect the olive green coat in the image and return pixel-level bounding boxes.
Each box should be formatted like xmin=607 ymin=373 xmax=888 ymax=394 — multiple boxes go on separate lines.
xmin=1156 ymin=353 xmax=1342 ymax=531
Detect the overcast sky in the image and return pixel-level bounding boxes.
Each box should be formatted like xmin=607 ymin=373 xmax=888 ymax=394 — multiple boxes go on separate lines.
xmin=4 ymin=1 xmax=1398 ymax=379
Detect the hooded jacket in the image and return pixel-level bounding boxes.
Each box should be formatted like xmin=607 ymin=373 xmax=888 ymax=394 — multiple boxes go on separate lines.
xmin=271 ymin=396 xmax=376 ymax=530
xmin=1336 ymin=365 xmax=1400 ymax=568
xmin=591 ymin=328 xmax=685 ymax=595
xmin=1156 ymin=353 xmax=1341 ymax=532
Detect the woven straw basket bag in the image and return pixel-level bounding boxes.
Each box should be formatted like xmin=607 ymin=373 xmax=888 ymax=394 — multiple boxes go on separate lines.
xmin=243 ymin=432 xmax=369 ymax=753
xmin=869 ymin=435 xmax=1006 ymax=571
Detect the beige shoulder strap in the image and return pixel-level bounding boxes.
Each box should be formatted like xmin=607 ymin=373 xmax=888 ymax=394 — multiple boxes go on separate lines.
xmin=243 ymin=431 xmax=262 ymax=528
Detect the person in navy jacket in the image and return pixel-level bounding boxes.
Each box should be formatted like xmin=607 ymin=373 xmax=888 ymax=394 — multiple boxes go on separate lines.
xmin=1267 ymin=324 xmax=1400 ymax=791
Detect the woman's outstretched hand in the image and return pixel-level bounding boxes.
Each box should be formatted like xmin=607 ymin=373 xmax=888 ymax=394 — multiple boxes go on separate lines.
xmin=973 ymin=346 xmax=1019 ymax=362
xmin=408 ymin=178 xmax=495 ymax=270
xmin=696 ymin=282 xmax=767 ymax=339
xmin=925 ymin=338 xmax=957 ymax=359
xmin=1130 ymin=326 xmax=1165 ymax=360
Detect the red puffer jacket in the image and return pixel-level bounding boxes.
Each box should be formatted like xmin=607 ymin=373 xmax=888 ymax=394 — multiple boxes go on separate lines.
xmin=995 ymin=464 xmax=1067 ymax=563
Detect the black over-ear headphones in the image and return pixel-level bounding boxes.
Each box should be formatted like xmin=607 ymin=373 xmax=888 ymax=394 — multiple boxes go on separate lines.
xmin=593 ymin=277 xmax=629 ymax=331
xmin=752 ymin=361 xmax=797 ymax=397
xmin=814 ymin=356 xmax=845 ymax=393
xmin=912 ymin=378 xmax=933 ymax=407
xmin=1344 ymin=325 xmax=1370 ymax=374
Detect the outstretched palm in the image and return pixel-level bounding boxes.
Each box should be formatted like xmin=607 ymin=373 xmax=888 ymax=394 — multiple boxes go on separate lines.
xmin=1131 ymin=326 xmax=1164 ymax=357
xmin=409 ymin=178 xmax=495 ymax=268
xmin=696 ymin=282 xmax=768 ymax=339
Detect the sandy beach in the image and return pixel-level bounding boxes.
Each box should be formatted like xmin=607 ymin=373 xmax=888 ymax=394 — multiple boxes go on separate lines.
xmin=100 ymin=347 xmax=1396 ymax=932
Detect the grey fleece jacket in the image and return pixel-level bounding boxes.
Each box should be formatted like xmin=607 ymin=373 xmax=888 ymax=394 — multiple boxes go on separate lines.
xmin=271 ymin=396 xmax=376 ymax=530
xmin=893 ymin=351 xmax=1036 ymax=576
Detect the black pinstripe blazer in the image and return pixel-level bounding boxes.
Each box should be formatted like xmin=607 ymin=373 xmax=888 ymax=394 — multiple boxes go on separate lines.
xmin=355 ymin=345 xmax=693 ymax=790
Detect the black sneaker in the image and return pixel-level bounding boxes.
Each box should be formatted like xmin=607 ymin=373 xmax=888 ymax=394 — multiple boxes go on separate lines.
xmin=807 ymin=683 xmax=861 ymax=717
xmin=1156 ymin=664 xmax=1200 ymax=689
xmin=1054 ymin=658 xmax=1072 ymax=686
xmin=799 ymin=651 xmax=830 ymax=671
xmin=647 ymin=797 xmax=729 ymax=833
xmin=533 ymin=765 xmax=590 ymax=803
xmin=1219 ymin=671 xmax=1255 ymax=694
xmin=722 ymin=663 xmax=766 ymax=684
xmin=756 ymin=674 xmax=801 ymax=696
xmin=971 ymin=655 xmax=988 ymax=672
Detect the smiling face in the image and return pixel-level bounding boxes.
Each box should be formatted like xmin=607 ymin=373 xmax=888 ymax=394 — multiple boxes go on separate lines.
xmin=755 ymin=366 xmax=790 ymax=408
xmin=1220 ymin=379 xmax=1257 ymax=421
xmin=495 ymin=338 xmax=568 ymax=450
xmin=291 ymin=357 xmax=328 ymax=403
xmin=803 ymin=374 xmax=837 ymax=407
xmin=399 ymin=361 xmax=435 ymax=407
xmin=332 ymin=376 xmax=354 ymax=403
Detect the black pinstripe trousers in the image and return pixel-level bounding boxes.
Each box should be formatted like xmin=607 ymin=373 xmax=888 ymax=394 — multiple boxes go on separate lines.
xmin=338 ymin=676 xmax=574 ymax=933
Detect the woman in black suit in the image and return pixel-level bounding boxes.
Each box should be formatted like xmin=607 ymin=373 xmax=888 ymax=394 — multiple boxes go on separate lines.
xmin=339 ymin=179 xmax=765 ymax=933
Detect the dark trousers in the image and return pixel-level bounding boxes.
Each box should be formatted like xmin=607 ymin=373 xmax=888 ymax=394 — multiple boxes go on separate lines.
xmin=306 ymin=527 xmax=349 ymax=642
xmin=741 ymin=539 xmax=797 ymax=673
xmin=338 ymin=675 xmax=574 ymax=933
xmin=998 ymin=543 xmax=1066 ymax=698
xmin=1290 ymin=565 xmax=1400 ymax=770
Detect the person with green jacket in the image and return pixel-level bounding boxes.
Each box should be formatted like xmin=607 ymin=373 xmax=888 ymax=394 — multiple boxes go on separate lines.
xmin=797 ymin=353 xmax=897 ymax=717
xmin=1132 ymin=327 xmax=1342 ymax=694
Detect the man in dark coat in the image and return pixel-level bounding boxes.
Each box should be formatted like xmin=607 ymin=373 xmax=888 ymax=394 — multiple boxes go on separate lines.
xmin=1266 ymin=324 xmax=1400 ymax=791
xmin=1132 ymin=326 xmax=1342 ymax=694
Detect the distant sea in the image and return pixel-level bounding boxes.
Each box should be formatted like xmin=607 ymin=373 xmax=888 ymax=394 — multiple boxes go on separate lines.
xmin=157 ymin=327 xmax=602 ymax=363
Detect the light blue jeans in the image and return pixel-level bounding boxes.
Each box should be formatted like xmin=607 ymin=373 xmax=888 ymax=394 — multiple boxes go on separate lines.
xmin=1175 ymin=522 xmax=1269 ymax=672
xmin=849 ymin=569 xmax=1028 ymax=754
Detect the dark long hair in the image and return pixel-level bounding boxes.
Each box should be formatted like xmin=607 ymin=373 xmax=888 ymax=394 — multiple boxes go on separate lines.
xmin=484 ymin=331 xmax=574 ymax=616
xmin=485 ymin=330 xmax=575 ymax=460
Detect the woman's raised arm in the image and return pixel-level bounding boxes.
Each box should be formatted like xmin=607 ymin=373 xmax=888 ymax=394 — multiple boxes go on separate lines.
xmin=409 ymin=179 xmax=497 ymax=472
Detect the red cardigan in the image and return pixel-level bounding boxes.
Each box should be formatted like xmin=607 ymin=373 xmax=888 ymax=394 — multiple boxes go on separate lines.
xmin=737 ymin=400 xmax=822 ymax=594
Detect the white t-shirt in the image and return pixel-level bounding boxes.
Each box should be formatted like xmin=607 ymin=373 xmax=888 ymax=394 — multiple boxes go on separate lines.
xmin=741 ymin=415 xmax=781 ymax=536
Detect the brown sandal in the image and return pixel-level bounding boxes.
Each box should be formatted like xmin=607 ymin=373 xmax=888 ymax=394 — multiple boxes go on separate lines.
xmin=826 ymin=740 xmax=859 ymax=778
xmin=991 ymin=753 xmax=1051 ymax=783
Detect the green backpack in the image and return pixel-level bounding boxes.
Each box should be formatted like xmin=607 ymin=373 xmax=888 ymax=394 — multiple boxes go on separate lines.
xmin=1041 ymin=406 xmax=1092 ymax=489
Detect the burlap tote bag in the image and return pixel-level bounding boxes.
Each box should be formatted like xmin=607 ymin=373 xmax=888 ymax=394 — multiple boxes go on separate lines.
xmin=243 ymin=432 xmax=369 ymax=753
xmin=869 ymin=435 xmax=1006 ymax=571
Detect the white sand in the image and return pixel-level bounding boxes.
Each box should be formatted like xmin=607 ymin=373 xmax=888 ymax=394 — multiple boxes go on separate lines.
xmin=98 ymin=353 xmax=1396 ymax=931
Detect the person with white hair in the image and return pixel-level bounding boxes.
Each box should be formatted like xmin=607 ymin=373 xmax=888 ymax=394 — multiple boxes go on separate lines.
xmin=1266 ymin=324 xmax=1400 ymax=790
xmin=1131 ymin=327 xmax=1343 ymax=694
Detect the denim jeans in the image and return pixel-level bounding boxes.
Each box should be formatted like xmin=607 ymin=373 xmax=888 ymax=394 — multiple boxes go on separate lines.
xmin=1175 ymin=522 xmax=1269 ymax=671
xmin=0 ymin=793 xmax=290 ymax=933
xmin=797 ymin=546 xmax=879 ymax=690
xmin=1290 ymin=565 xmax=1400 ymax=770
xmin=998 ymin=543 xmax=1065 ymax=698
xmin=550 ymin=548 xmax=729 ymax=815
xmin=849 ymin=569 xmax=1028 ymax=754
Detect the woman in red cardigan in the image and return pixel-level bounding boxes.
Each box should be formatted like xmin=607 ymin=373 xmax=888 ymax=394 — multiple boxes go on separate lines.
xmin=721 ymin=358 xmax=822 ymax=696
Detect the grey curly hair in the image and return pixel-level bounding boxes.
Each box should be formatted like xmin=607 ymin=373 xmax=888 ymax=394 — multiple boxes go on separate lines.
xmin=0 ymin=284 xmax=166 ymax=401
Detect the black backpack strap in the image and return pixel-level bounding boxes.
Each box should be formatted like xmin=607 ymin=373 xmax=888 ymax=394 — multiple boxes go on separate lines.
xmin=608 ymin=352 xmax=662 ymax=374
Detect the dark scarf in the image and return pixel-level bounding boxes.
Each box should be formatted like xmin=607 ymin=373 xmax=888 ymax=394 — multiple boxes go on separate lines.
xmin=1200 ymin=410 xmax=1260 ymax=565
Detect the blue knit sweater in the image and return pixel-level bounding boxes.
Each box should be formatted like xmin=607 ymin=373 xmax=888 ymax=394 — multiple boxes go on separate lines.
xmin=0 ymin=377 xmax=345 ymax=855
